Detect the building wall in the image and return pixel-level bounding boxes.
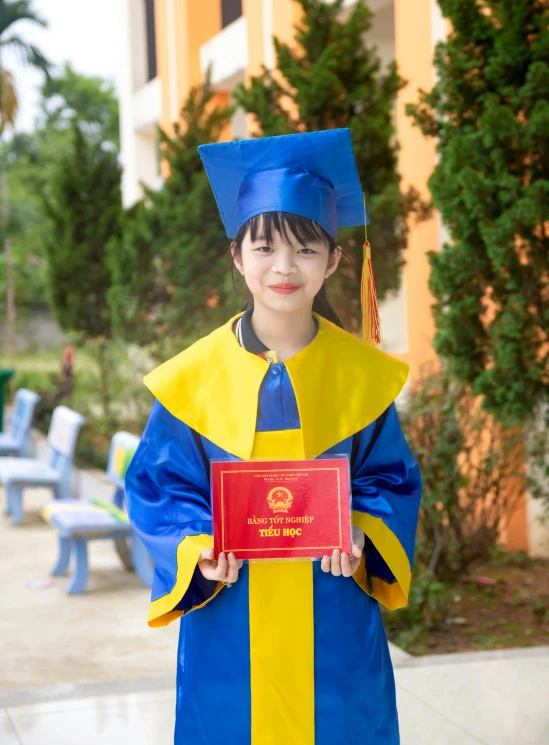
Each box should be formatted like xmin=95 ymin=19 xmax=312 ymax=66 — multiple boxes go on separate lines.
xmin=120 ymin=0 xmax=435 ymax=373
xmin=394 ymin=0 xmax=440 ymax=382
xmin=119 ymin=0 xmax=538 ymax=553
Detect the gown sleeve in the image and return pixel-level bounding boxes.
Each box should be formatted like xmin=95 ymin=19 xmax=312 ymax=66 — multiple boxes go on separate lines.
xmin=350 ymin=401 xmax=422 ymax=610
xmin=125 ymin=399 xmax=222 ymax=628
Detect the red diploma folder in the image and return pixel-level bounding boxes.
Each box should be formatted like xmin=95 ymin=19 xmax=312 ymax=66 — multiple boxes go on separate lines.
xmin=211 ymin=457 xmax=352 ymax=560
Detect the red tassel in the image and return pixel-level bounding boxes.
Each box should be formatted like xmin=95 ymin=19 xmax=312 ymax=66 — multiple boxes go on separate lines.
xmin=360 ymin=241 xmax=382 ymax=346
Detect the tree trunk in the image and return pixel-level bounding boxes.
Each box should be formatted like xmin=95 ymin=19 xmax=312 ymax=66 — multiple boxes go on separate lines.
xmin=1 ymin=164 xmax=16 ymax=362
xmin=0 ymin=48 xmax=16 ymax=363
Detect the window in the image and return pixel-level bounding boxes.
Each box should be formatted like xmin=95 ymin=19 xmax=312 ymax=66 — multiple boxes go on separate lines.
xmin=221 ymin=0 xmax=242 ymax=29
xmin=144 ymin=0 xmax=157 ymax=81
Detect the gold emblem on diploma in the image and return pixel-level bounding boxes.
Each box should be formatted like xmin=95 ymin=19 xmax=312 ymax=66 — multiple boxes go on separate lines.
xmin=267 ymin=486 xmax=294 ymax=514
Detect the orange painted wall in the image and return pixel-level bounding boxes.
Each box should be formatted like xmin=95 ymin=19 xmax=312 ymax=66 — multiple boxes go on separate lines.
xmin=184 ymin=0 xmax=231 ymax=142
xmin=273 ymin=0 xmax=303 ymax=45
xmin=156 ymin=0 xmax=228 ymax=155
xmin=394 ymin=0 xmax=439 ymax=385
xmin=186 ymin=0 xmax=222 ymax=86
xmin=173 ymin=0 xmax=190 ymax=122
xmin=244 ymin=0 xmax=265 ymax=77
xmin=154 ymin=0 xmax=171 ymax=140
xmin=243 ymin=0 xmax=266 ymax=136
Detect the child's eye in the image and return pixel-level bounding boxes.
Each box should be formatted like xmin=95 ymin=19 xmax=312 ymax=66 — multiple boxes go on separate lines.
xmin=254 ymin=246 xmax=273 ymax=253
xmin=298 ymin=248 xmax=317 ymax=255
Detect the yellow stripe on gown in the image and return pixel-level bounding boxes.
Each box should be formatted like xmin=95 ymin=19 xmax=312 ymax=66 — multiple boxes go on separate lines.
xmin=248 ymin=429 xmax=315 ymax=745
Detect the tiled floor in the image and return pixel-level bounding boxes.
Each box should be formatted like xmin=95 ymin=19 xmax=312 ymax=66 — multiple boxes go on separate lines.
xmin=396 ymin=651 xmax=549 ymax=745
xmin=2 ymin=647 xmax=548 ymax=745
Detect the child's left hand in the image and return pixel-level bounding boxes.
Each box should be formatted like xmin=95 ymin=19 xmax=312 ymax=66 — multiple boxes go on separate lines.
xmin=321 ymin=526 xmax=365 ymax=577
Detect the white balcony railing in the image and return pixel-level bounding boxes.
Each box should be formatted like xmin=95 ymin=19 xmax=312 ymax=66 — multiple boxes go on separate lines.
xmin=321 ymin=0 xmax=392 ymax=11
xmin=132 ymin=76 xmax=162 ymax=133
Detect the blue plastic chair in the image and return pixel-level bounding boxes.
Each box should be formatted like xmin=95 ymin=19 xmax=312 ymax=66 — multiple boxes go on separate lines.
xmin=0 ymin=389 xmax=40 ymax=457
xmin=0 ymin=405 xmax=86 ymax=525
xmin=41 ymin=431 xmax=153 ymax=594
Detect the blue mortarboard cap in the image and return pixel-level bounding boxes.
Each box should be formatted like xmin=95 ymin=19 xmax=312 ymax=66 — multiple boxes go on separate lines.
xmin=198 ymin=128 xmax=367 ymax=239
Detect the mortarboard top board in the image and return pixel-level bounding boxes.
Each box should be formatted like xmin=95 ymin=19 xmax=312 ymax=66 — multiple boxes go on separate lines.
xmin=198 ymin=128 xmax=368 ymax=240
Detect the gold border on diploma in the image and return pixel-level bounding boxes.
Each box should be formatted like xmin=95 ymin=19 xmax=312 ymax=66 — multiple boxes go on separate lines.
xmin=220 ymin=466 xmax=343 ymax=554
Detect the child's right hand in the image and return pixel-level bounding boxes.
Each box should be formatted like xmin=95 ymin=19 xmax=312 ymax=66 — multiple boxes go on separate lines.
xmin=198 ymin=548 xmax=243 ymax=585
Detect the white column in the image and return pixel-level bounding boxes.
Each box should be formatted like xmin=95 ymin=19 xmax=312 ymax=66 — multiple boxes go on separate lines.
xmin=119 ymin=0 xmax=140 ymax=207
xmin=526 ymin=408 xmax=549 ymax=557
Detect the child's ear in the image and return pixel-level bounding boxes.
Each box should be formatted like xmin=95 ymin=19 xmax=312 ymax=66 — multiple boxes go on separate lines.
xmin=325 ymin=246 xmax=342 ymax=279
xmin=231 ymin=242 xmax=245 ymax=276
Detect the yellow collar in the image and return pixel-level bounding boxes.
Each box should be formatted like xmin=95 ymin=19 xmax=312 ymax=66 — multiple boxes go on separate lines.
xmin=144 ymin=312 xmax=408 ymax=459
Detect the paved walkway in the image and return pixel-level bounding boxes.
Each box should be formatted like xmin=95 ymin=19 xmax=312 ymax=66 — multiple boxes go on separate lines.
xmin=1 ymin=431 xmax=548 ymax=743
xmin=1 ymin=646 xmax=548 ymax=744
xmin=0 ymin=480 xmax=179 ymax=691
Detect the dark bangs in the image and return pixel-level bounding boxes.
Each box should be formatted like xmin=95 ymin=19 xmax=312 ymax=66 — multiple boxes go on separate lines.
xmin=235 ymin=212 xmax=336 ymax=250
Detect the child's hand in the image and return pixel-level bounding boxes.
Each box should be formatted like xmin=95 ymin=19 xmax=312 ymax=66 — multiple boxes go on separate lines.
xmin=320 ymin=527 xmax=365 ymax=577
xmin=198 ymin=548 xmax=243 ymax=585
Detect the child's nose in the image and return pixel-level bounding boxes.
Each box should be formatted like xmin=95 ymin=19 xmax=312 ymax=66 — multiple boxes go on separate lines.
xmin=272 ymin=254 xmax=297 ymax=275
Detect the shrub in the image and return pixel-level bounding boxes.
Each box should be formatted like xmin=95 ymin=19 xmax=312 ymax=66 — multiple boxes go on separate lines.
xmin=386 ymin=368 xmax=529 ymax=648
xmin=401 ymin=368 xmax=526 ymax=583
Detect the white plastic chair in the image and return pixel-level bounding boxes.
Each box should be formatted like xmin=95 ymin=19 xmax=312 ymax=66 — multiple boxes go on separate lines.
xmin=0 ymin=389 xmax=40 ymax=457
xmin=0 ymin=405 xmax=86 ymax=525
xmin=42 ymin=431 xmax=153 ymax=593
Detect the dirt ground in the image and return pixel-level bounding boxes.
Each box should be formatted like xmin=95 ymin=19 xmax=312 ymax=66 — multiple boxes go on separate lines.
xmin=394 ymin=557 xmax=549 ymax=656
xmin=0 ymin=486 xmax=178 ymax=690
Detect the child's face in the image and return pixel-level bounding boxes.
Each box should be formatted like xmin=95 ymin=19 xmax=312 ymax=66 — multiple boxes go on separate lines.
xmin=233 ymin=227 xmax=341 ymax=314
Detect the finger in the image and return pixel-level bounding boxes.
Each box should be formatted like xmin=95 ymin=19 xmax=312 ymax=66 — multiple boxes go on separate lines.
xmin=215 ymin=552 xmax=228 ymax=581
xmin=237 ymin=560 xmax=244 ymax=569
xmin=226 ymin=552 xmax=239 ymax=583
xmin=200 ymin=547 xmax=214 ymax=561
xmin=197 ymin=561 xmax=216 ymax=580
xmin=349 ymin=557 xmax=361 ymax=576
xmin=321 ymin=555 xmax=331 ymax=573
xmin=352 ymin=543 xmax=363 ymax=560
xmin=331 ymin=549 xmax=342 ymax=577
xmin=341 ymin=551 xmax=353 ymax=578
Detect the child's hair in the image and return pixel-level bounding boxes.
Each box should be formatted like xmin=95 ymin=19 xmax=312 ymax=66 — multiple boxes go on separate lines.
xmin=231 ymin=211 xmax=344 ymax=329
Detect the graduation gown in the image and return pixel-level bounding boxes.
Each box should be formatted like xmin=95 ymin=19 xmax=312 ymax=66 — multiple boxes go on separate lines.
xmin=125 ymin=312 xmax=422 ymax=745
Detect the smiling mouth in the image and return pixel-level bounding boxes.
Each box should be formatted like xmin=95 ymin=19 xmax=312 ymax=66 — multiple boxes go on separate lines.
xmin=269 ymin=284 xmax=301 ymax=293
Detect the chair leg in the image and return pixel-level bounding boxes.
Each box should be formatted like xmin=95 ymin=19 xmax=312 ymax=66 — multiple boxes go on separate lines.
xmin=114 ymin=537 xmax=133 ymax=572
xmin=131 ymin=535 xmax=153 ymax=587
xmin=8 ymin=485 xmax=24 ymax=526
xmin=3 ymin=485 xmax=11 ymax=516
xmin=54 ymin=482 xmax=71 ymax=501
xmin=66 ymin=538 xmax=89 ymax=594
xmin=52 ymin=537 xmax=71 ymax=576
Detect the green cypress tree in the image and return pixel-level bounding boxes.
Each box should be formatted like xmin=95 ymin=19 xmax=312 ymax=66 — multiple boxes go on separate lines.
xmin=407 ymin=0 xmax=549 ymax=425
xmin=43 ymin=119 xmax=121 ymax=338
xmin=108 ymin=77 xmax=239 ymax=351
xmin=234 ymin=0 xmax=427 ymax=330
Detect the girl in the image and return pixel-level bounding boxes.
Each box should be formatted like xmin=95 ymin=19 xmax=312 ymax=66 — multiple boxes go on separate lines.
xmin=125 ymin=128 xmax=422 ymax=745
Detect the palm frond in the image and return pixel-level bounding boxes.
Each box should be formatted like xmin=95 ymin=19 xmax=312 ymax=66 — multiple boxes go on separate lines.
xmin=0 ymin=33 xmax=51 ymax=73
xmin=0 ymin=0 xmax=48 ymax=36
